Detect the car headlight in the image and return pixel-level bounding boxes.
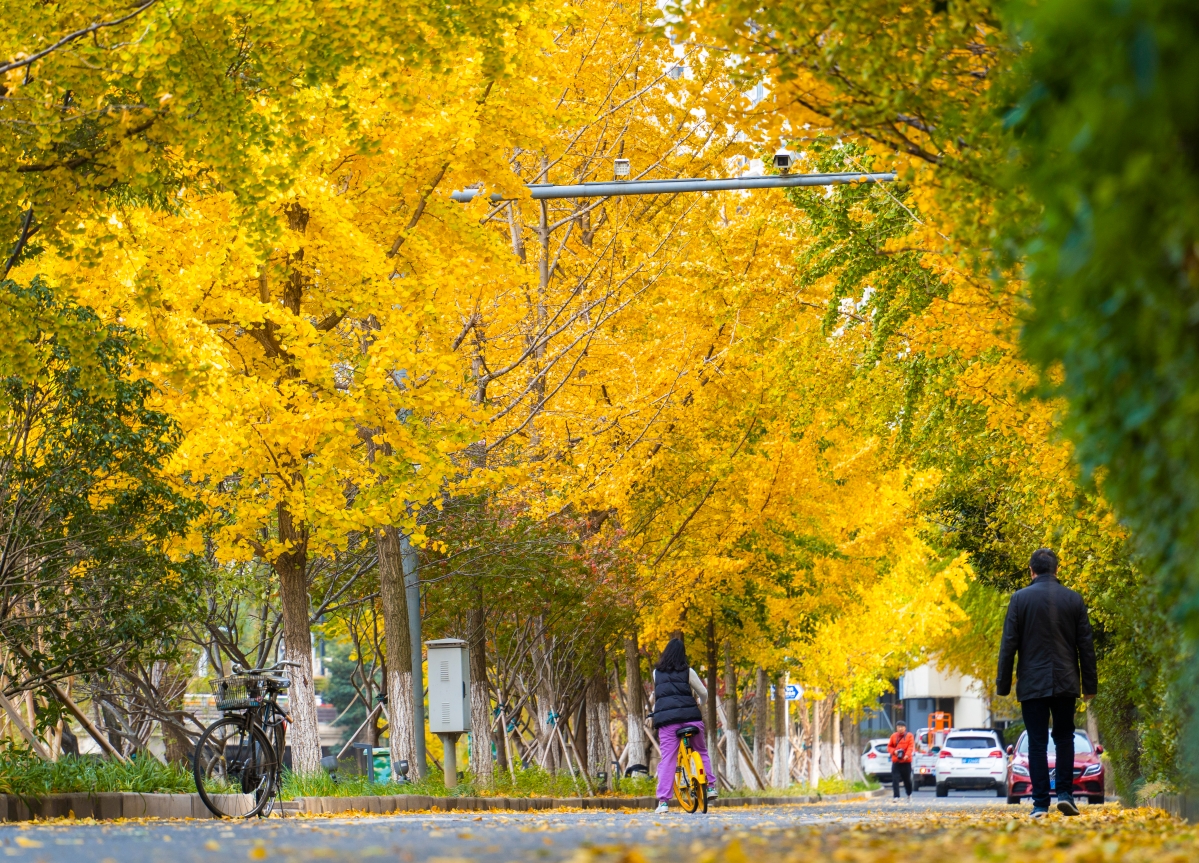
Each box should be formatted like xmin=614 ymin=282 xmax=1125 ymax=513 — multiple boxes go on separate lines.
xmin=1011 ymin=765 xmax=1030 ymax=777
xmin=1082 ymin=764 xmax=1102 ymax=777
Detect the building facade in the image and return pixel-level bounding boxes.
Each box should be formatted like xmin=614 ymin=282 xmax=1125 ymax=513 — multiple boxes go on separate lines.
xmin=898 ymin=663 xmax=989 ymax=729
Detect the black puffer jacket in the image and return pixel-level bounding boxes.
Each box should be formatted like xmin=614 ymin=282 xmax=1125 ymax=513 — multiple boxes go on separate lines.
xmin=996 ymin=574 xmax=1098 ymax=701
xmin=651 ymin=667 xmax=702 ymax=728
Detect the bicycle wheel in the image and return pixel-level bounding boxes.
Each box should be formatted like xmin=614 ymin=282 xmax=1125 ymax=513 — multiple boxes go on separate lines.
xmin=674 ymin=744 xmax=699 ymax=813
xmin=690 ymin=751 xmax=708 ymax=813
xmin=194 ymin=717 xmax=278 ymax=818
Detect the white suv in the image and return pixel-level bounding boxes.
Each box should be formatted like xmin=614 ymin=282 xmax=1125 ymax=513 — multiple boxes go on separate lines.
xmin=934 ymin=729 xmax=1007 ymax=797
xmin=860 ymin=738 xmax=893 ymax=783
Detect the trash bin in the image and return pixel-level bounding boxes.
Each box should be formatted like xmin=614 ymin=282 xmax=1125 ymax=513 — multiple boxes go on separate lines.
xmin=372 ymin=748 xmax=392 ymax=783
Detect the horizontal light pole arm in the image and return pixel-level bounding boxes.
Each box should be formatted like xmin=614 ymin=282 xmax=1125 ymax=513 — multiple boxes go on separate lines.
xmin=450 ymin=171 xmax=896 ymax=203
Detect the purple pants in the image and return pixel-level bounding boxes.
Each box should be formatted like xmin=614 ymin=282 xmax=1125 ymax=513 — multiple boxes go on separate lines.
xmin=656 ymin=720 xmax=713 ymax=801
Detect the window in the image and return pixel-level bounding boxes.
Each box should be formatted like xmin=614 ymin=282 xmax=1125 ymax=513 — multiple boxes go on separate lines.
xmin=874 ymin=744 xmax=889 ymax=754
xmin=1018 ymin=732 xmax=1093 ymax=755
xmin=944 ymin=736 xmax=998 ymax=750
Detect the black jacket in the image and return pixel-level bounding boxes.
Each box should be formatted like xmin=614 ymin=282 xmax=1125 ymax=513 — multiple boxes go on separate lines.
xmin=651 ymin=667 xmax=702 ymax=728
xmin=996 ymin=574 xmax=1098 ymax=701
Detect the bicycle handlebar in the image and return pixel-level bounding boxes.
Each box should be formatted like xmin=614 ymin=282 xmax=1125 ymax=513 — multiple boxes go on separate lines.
xmin=232 ymin=660 xmax=301 ymax=675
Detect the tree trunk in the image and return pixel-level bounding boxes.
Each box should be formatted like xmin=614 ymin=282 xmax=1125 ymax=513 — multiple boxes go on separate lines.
xmin=377 ymin=527 xmax=417 ymax=777
xmin=276 ymin=501 xmax=321 ymax=773
xmin=844 ymin=711 xmax=865 ymax=781
xmin=574 ymin=697 xmax=588 ymax=780
xmin=624 ymin=636 xmax=647 ymax=770
xmin=587 ymin=651 xmax=613 ymax=788
xmin=467 ymin=602 xmax=494 ymax=787
xmin=753 ymin=667 xmax=769 ymax=779
xmin=494 ymin=678 xmax=511 ymax=774
xmin=1086 ymin=701 xmax=1100 ymax=746
xmin=832 ymin=701 xmax=842 ymax=776
xmin=771 ymin=672 xmax=789 ymax=787
xmin=704 ymin=621 xmax=720 ymax=780
xmin=160 ymin=668 xmax=194 ymax=765
xmin=723 ymin=641 xmax=739 ymax=788
xmin=797 ymin=697 xmax=811 ymax=781
xmin=532 ymin=626 xmax=559 ymax=771
xmin=808 ymin=695 xmax=824 ymax=788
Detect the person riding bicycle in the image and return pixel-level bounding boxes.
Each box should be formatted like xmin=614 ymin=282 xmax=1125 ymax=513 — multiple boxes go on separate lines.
xmin=650 ymin=637 xmax=714 ymax=814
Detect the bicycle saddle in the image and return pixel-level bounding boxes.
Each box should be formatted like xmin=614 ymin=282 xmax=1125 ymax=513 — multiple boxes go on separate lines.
xmin=677 ymin=725 xmax=701 ymax=738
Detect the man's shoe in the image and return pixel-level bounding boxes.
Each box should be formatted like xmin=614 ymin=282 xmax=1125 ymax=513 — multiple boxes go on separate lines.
xmin=655 ymin=801 xmax=669 ymax=814
xmin=1056 ymin=797 xmax=1080 ymax=816
xmin=1031 ymin=807 xmax=1049 ymax=819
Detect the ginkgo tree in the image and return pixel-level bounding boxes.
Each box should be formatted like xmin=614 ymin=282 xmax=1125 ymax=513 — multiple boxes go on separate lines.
xmin=3 ymin=0 xmax=1183 ymax=801
xmin=15 ymin=45 xmax=557 ymax=770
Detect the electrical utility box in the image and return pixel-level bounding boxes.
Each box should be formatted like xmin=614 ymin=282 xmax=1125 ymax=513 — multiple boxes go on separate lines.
xmin=425 ymin=638 xmax=471 ymax=734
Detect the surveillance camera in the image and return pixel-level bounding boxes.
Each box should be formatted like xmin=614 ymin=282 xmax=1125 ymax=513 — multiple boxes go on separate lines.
xmin=614 ymin=158 xmax=631 ymax=179
xmin=773 ymin=152 xmax=794 ymax=173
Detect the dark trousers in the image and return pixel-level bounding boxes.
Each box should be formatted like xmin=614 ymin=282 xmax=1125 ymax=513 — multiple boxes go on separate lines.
xmin=891 ymin=761 xmax=912 ymax=797
xmin=1022 ymin=694 xmax=1077 ymax=808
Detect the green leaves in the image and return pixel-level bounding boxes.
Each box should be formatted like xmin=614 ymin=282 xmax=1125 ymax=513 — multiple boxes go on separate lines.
xmin=0 ymin=279 xmax=205 ymax=690
xmin=1006 ymin=0 xmax=1199 ymax=629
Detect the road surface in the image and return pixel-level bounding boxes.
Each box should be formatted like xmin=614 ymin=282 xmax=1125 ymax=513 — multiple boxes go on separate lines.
xmin=0 ymin=789 xmax=1063 ymax=862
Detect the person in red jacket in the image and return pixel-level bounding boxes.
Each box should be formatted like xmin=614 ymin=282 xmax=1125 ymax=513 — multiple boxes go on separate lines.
xmin=888 ymin=721 xmax=915 ymax=801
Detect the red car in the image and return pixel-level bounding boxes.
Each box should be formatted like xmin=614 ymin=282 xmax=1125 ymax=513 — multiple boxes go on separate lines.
xmin=1005 ymin=729 xmax=1105 ymax=805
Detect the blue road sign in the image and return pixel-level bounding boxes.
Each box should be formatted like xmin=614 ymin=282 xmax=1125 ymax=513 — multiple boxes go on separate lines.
xmin=771 ymin=684 xmax=804 ymax=701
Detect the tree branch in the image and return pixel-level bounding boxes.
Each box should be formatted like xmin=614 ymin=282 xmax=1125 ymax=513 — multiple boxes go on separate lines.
xmin=0 ymin=1 xmax=161 ymax=75
xmin=2 ymin=208 xmax=36 ymax=279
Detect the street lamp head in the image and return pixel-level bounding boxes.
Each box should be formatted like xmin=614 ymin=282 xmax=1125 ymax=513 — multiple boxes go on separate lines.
xmin=614 ymin=158 xmax=631 ymax=179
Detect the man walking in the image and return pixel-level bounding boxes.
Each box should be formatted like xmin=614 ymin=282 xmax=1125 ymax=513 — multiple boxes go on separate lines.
xmin=996 ymin=548 xmax=1098 ymax=818
xmin=887 ymin=720 xmax=915 ymax=801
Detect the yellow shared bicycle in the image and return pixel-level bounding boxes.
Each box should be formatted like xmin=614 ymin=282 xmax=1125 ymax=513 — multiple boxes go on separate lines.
xmin=673 ymin=725 xmax=708 ymax=813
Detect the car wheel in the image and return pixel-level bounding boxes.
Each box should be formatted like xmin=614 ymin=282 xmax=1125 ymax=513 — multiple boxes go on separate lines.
xmin=935 ymin=783 xmax=949 ymax=798
xmin=1007 ymin=795 xmax=1021 ymax=805
xmin=1088 ymin=795 xmax=1105 ymax=805
xmin=996 ymin=783 xmax=1008 ymax=798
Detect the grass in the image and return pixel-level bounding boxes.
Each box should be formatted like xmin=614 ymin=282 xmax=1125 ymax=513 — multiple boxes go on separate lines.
xmin=281 ymin=763 xmax=659 ymax=800
xmin=285 ymin=760 xmax=875 ymax=800
xmin=723 ymin=777 xmax=879 ymax=798
xmin=0 ymin=742 xmax=878 ymax=802
xmin=0 ymin=747 xmax=195 ymax=796
xmin=279 ymin=769 xmax=414 ymax=800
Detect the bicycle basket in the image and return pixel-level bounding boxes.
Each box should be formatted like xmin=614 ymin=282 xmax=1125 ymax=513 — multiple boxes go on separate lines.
xmin=210 ymin=675 xmax=266 ymax=710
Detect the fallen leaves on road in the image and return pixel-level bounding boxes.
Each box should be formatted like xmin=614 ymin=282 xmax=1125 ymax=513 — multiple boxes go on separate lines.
xmin=565 ymin=808 xmax=1197 ymax=863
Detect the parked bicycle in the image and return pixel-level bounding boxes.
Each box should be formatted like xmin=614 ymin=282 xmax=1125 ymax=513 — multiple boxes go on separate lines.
xmin=194 ymin=660 xmax=298 ymax=818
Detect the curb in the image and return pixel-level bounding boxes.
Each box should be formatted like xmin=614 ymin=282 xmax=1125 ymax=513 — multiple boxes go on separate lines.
xmin=0 ymin=787 xmax=887 ymax=822
xmin=0 ymin=792 xmax=254 ymax=821
xmin=1147 ymin=792 xmax=1199 ymax=823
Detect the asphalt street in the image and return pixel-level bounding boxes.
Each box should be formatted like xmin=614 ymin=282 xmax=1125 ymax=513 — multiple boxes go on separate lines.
xmin=0 ymin=789 xmax=1060 ymax=863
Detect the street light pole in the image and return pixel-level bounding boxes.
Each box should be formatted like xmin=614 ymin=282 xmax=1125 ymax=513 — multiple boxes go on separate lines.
xmin=451 ymin=171 xmax=895 ymax=203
